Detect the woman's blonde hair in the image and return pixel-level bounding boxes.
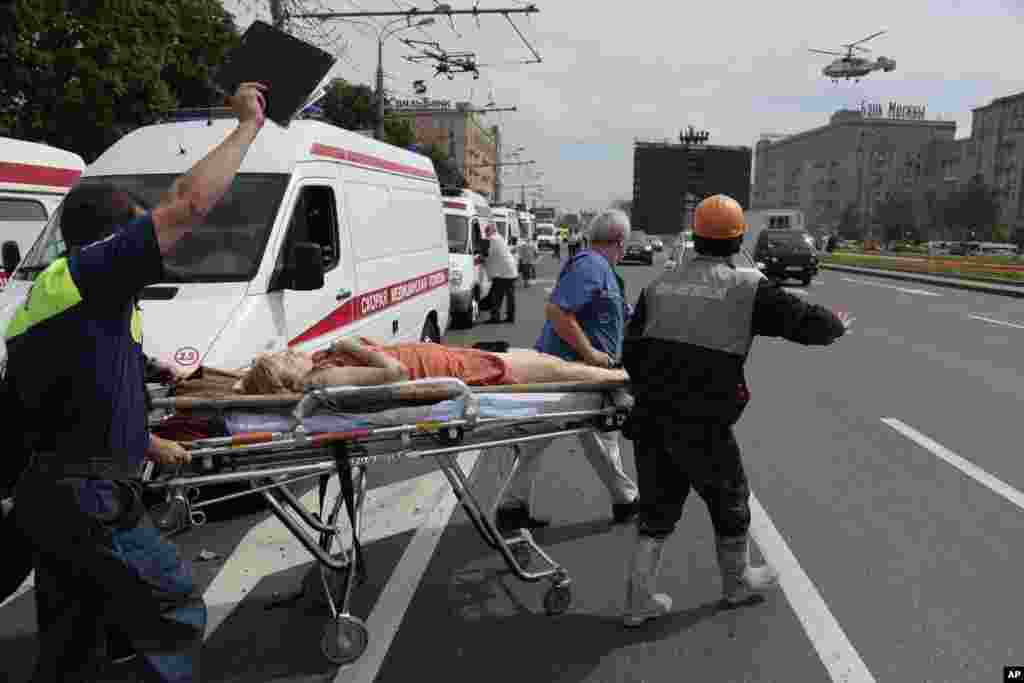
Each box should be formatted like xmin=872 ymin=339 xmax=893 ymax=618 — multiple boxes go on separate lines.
xmin=236 ymin=350 xmax=309 ymax=394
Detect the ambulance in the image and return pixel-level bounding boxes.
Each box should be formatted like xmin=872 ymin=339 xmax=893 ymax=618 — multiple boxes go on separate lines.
xmin=0 ymin=136 xmax=86 ymax=288
xmin=491 ymin=205 xmax=521 ymax=246
xmin=518 ymin=209 xmax=534 ymax=241
xmin=0 ymin=111 xmax=450 ymax=370
xmin=443 ymin=188 xmax=493 ymax=328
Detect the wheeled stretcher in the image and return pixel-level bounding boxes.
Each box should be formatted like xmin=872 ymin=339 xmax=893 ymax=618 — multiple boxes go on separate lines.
xmin=144 ymin=377 xmax=632 ymax=666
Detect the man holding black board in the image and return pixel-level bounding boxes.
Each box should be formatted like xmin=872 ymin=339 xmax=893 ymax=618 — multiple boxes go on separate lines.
xmin=5 ymin=79 xmax=268 ymax=680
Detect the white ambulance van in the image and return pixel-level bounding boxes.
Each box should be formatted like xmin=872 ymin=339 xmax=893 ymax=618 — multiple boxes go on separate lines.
xmin=443 ymin=188 xmax=493 ymax=328
xmin=0 ymin=136 xmax=85 ymax=287
xmin=491 ymin=206 xmax=521 ymax=247
xmin=0 ymin=112 xmax=449 ymax=370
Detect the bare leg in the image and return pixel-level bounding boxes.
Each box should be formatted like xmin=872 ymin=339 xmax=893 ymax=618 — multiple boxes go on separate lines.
xmin=500 ymin=349 xmax=628 ymax=384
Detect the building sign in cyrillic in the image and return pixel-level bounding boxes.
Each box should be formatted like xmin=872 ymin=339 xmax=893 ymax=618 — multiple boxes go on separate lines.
xmin=860 ymin=100 xmax=927 ymax=121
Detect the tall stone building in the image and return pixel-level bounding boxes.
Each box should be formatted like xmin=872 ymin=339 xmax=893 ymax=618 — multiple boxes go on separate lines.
xmin=753 ymin=91 xmax=1024 ymax=241
xmin=963 ymin=91 xmax=1024 ymax=237
xmin=632 ymin=140 xmax=752 ymax=236
xmin=393 ymin=100 xmax=499 ymax=199
xmin=752 ymin=108 xmax=956 ymax=237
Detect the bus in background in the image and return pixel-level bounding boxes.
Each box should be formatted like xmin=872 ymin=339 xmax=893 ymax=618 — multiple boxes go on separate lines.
xmin=0 ymin=136 xmax=86 ymax=287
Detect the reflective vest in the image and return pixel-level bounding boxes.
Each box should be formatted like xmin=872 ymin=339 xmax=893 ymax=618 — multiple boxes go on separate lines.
xmin=4 ymin=257 xmax=142 ymax=344
xmin=642 ymin=255 xmax=763 ymax=359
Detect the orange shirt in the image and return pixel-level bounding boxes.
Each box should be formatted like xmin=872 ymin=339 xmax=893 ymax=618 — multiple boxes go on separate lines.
xmin=311 ymin=342 xmax=519 ymax=386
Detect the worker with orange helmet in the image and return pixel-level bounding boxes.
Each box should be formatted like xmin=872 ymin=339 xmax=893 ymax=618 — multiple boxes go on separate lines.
xmin=619 ymin=194 xmax=853 ymax=627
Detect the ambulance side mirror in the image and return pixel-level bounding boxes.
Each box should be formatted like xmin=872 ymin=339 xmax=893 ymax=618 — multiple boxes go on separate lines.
xmin=286 ymin=242 xmax=325 ymax=291
xmin=2 ymin=241 xmax=20 ymax=274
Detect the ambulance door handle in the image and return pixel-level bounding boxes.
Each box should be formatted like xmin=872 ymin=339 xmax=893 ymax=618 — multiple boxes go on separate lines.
xmin=336 ymin=288 xmax=352 ymax=301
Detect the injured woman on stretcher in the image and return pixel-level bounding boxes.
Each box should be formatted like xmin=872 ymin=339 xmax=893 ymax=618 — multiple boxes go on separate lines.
xmin=171 ymin=337 xmax=628 ymax=398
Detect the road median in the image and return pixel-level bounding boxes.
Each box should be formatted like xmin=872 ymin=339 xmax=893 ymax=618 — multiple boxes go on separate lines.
xmin=820 ymin=258 xmax=1024 ymax=298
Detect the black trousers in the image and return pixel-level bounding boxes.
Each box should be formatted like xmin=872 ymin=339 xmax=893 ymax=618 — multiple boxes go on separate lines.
xmin=634 ymin=421 xmax=751 ymax=540
xmin=0 ymin=500 xmax=34 ymax=604
xmin=488 ymin=277 xmax=517 ymax=321
xmin=16 ymin=471 xmax=206 ymax=682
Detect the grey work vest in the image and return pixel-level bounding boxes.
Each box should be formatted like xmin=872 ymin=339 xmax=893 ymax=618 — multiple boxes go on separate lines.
xmin=642 ymin=255 xmax=764 ymax=358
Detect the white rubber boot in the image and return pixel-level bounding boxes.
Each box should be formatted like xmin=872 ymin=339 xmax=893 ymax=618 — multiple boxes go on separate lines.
xmin=715 ymin=534 xmax=779 ymax=606
xmin=622 ymin=536 xmax=673 ymax=627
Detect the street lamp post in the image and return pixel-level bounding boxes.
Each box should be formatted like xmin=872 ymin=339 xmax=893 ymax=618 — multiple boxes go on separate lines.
xmin=374 ymin=17 xmax=435 ymax=140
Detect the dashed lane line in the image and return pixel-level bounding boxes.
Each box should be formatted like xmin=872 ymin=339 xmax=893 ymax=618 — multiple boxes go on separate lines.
xmin=334 ymin=451 xmax=480 ymax=682
xmin=749 ymin=491 xmax=877 ymax=683
xmin=882 ymin=418 xmax=1024 ymax=512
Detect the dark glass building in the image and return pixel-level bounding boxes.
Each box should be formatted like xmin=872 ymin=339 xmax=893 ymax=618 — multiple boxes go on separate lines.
xmin=632 ymin=141 xmax=752 ymax=236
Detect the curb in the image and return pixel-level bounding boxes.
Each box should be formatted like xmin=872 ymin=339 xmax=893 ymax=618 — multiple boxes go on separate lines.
xmin=820 ymin=264 xmax=1024 ymax=299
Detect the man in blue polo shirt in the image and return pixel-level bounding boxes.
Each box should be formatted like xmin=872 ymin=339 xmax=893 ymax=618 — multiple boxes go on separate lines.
xmin=5 ymin=82 xmax=267 ymax=682
xmin=495 ymin=209 xmax=640 ymax=533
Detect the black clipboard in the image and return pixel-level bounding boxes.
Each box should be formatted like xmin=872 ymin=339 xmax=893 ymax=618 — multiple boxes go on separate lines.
xmin=213 ymin=21 xmax=337 ymax=128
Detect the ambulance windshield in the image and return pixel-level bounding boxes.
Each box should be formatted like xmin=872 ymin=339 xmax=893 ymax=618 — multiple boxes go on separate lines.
xmin=15 ymin=174 xmax=289 ymax=283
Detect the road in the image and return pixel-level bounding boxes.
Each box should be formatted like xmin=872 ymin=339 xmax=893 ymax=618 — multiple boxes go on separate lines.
xmin=3 ymin=249 xmax=1023 ymax=682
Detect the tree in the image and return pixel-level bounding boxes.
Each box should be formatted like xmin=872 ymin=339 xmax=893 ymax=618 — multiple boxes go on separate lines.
xmin=321 ymin=78 xmax=415 ymax=147
xmin=1 ymin=0 xmax=240 ymax=162
xmin=611 ymin=199 xmax=632 ymax=217
xmin=942 ymin=177 xmax=1000 ymax=242
xmin=874 ymin=192 xmax=916 ymax=245
xmin=837 ymin=203 xmax=862 ymax=241
xmin=417 ymin=143 xmax=465 ymax=189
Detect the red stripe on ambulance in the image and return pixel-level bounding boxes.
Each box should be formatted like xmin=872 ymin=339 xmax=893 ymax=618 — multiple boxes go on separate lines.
xmin=0 ymin=162 xmax=82 ymax=188
xmin=289 ymin=268 xmax=449 ymax=346
xmin=310 ymin=143 xmax=436 ymax=180
xmin=443 ymin=200 xmax=466 ymax=210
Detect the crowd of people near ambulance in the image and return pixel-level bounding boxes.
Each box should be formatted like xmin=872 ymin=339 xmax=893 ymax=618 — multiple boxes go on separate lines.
xmin=0 ymin=80 xmax=855 ymax=681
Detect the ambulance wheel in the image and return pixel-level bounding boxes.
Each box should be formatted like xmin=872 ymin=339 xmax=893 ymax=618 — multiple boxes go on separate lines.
xmin=543 ymin=582 xmax=572 ymax=616
xmin=320 ymin=615 xmax=369 ymax=665
xmin=421 ymin=317 xmax=441 ymax=343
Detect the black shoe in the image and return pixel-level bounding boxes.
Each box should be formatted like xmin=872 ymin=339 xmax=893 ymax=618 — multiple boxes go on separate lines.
xmin=612 ymin=499 xmax=640 ymax=524
xmin=495 ymin=505 xmax=551 ymax=535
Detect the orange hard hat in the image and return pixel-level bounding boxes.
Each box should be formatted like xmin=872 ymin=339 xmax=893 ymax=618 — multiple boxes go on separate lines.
xmin=693 ymin=195 xmax=746 ymax=240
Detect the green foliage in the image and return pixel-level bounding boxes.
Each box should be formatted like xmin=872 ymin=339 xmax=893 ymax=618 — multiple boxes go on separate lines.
xmin=0 ymin=0 xmax=239 ymax=162
xmin=320 ymin=77 xmax=416 ymax=148
xmin=942 ymin=178 xmax=1001 ymax=241
xmin=417 ymin=143 xmax=465 ymax=188
xmin=837 ymin=203 xmax=862 ymax=241
xmin=874 ymin=192 xmax=915 ymax=244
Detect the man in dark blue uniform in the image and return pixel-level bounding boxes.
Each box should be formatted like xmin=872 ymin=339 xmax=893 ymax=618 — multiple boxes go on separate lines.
xmin=620 ymin=195 xmax=853 ymax=627
xmin=4 ymin=82 xmax=267 ymax=681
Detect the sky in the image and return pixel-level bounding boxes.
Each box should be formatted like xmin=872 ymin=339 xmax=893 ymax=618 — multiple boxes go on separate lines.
xmin=224 ymin=0 xmax=1024 ymax=213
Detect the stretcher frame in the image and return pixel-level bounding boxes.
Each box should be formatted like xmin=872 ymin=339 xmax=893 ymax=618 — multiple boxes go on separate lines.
xmin=144 ymin=378 xmax=631 ymax=666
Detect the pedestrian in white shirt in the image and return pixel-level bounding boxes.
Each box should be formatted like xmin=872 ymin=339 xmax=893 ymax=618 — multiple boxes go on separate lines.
xmin=517 ymin=238 xmax=539 ymax=288
xmin=484 ymin=223 xmax=519 ymax=324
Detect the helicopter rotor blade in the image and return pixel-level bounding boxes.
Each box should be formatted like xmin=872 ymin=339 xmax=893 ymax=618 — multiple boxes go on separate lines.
xmin=809 ymin=49 xmax=846 ymax=56
xmin=846 ymin=30 xmax=886 ymax=48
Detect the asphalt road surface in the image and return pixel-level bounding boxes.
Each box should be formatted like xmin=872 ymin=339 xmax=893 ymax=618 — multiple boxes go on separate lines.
xmin=3 ymin=248 xmax=1023 ymax=682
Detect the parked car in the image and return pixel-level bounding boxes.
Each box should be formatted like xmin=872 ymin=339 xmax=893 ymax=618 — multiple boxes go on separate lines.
xmin=622 ymin=233 xmax=654 ymax=265
xmin=753 ymin=229 xmax=819 ymax=285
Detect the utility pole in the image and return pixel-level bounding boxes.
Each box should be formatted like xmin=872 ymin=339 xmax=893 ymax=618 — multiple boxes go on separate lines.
xmin=269 ymin=0 xmax=286 ymax=28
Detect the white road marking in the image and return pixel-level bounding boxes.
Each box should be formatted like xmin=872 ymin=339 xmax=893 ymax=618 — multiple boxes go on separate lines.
xmin=748 ymin=492 xmax=876 ymax=683
xmin=840 ymin=277 xmax=941 ymax=297
xmin=882 ymin=418 xmax=1024 ymax=512
xmin=335 ymin=451 xmax=480 ymax=682
xmin=202 ymin=467 xmax=457 ymax=639
xmin=967 ymin=314 xmax=1024 ymax=330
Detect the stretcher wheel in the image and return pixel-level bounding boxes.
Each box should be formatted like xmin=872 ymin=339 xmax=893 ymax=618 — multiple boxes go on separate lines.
xmin=543 ymin=582 xmax=572 ymax=616
xmin=320 ymin=615 xmax=369 ymax=665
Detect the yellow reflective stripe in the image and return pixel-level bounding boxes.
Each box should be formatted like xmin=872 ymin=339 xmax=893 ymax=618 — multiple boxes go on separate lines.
xmin=131 ymin=307 xmax=142 ymax=343
xmin=3 ymin=258 xmax=83 ymax=340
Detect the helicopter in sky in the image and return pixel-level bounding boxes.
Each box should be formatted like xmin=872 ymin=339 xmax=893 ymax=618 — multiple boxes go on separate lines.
xmin=809 ymin=30 xmax=896 ymax=82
